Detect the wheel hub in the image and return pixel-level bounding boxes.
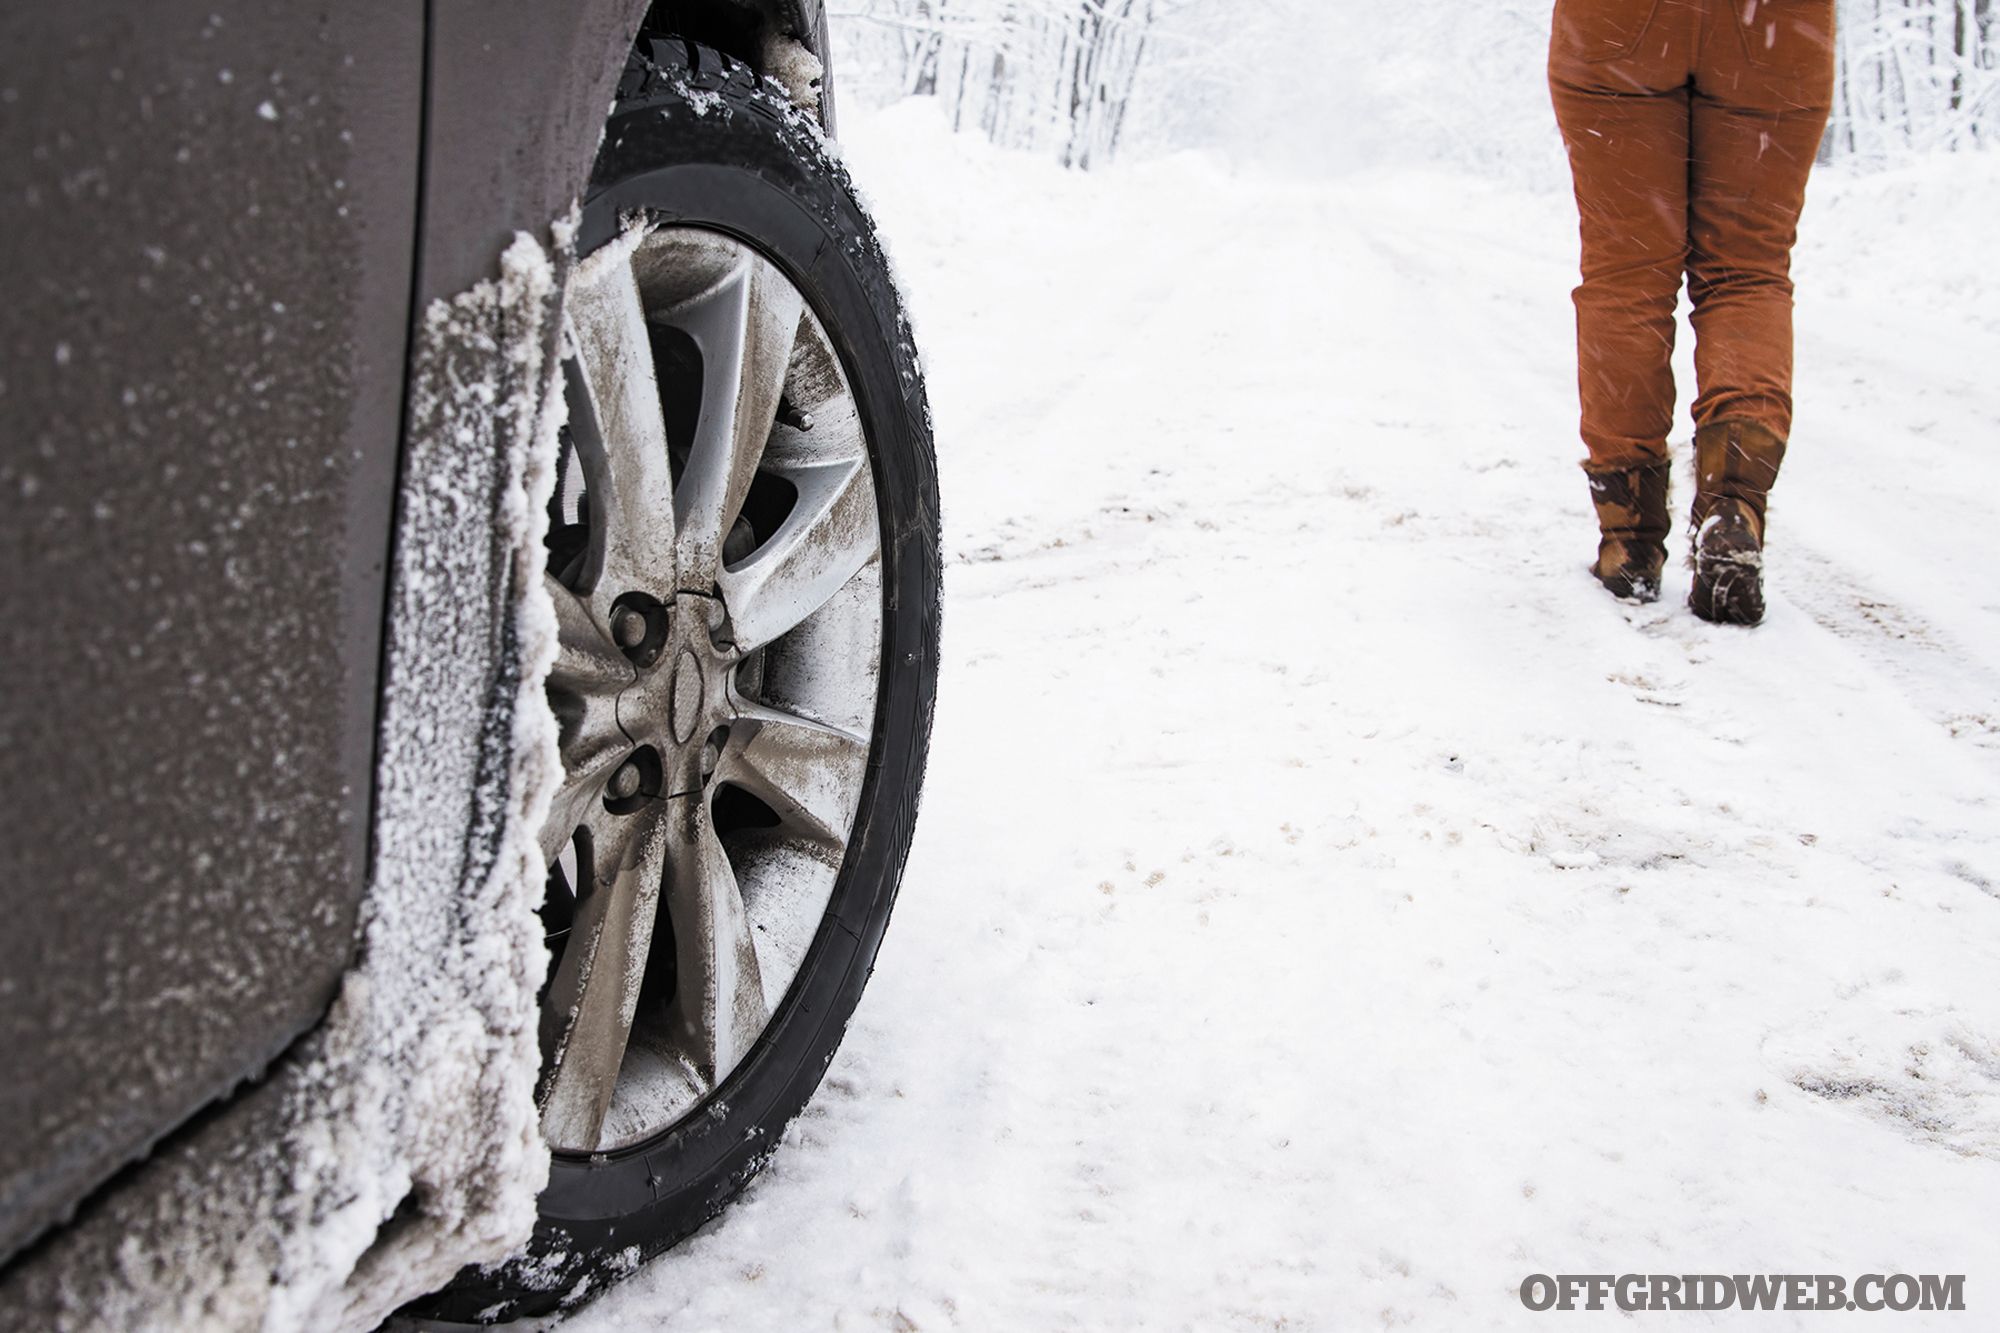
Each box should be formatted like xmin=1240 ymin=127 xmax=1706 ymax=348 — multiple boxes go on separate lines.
xmin=613 ymin=591 xmax=736 ymax=783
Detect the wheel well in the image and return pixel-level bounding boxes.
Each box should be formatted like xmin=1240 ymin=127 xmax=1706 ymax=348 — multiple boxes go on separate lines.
xmin=634 ymin=0 xmax=831 ymax=128
xmin=638 ymin=0 xmax=765 ymax=70
xmin=637 ymin=1 xmax=820 ymax=76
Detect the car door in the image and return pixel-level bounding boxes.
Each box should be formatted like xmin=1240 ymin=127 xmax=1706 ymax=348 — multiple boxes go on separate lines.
xmin=0 ymin=3 xmax=422 ymax=1262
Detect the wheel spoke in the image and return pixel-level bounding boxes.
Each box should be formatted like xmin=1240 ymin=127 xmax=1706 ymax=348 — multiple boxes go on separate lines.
xmin=545 ymin=571 xmax=635 ymax=696
xmin=662 ymin=795 xmax=769 ymax=1086
xmin=538 ymin=799 xmax=669 ymax=1151
xmin=716 ymin=455 xmax=877 ymax=653
xmin=539 ymin=575 xmax=635 ymax=864
xmin=566 ymin=251 xmax=679 ymax=605
xmin=719 ymin=700 xmax=870 ymax=848
xmin=669 ymin=256 xmax=805 ymax=585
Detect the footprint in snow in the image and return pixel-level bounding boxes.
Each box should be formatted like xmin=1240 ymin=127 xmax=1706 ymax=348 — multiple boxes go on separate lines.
xmin=1770 ymin=1017 xmax=2000 ymax=1161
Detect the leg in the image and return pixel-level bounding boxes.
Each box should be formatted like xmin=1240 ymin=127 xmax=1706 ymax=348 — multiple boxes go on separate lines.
xmin=1549 ymin=71 xmax=1691 ymax=469
xmin=1685 ymin=102 xmax=1830 ymax=436
xmin=1683 ymin=0 xmax=1834 ymax=625
xmin=1686 ymin=0 xmax=1835 ymax=437
xmin=1550 ymin=19 xmax=1694 ymax=602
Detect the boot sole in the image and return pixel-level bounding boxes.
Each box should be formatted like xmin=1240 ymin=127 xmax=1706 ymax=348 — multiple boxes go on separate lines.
xmin=1594 ymin=570 xmax=1661 ymax=604
xmin=1590 ymin=549 xmax=1666 ymax=605
xmin=1690 ymin=557 xmax=1764 ymax=626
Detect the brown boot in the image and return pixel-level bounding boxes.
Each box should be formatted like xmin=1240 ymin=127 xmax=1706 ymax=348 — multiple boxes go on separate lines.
xmin=1689 ymin=419 xmax=1787 ymax=626
xmin=1585 ymin=460 xmax=1671 ymax=603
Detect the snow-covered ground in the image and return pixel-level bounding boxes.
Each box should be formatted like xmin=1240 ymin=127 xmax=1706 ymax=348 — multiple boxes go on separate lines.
xmin=555 ymin=106 xmax=2000 ymax=1330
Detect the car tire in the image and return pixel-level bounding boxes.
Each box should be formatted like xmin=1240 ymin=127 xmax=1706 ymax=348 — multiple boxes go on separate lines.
xmin=407 ymin=37 xmax=939 ymax=1324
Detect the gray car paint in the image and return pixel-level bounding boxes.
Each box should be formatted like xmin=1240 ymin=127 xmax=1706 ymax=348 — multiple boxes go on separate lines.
xmin=416 ymin=0 xmax=828 ymax=307
xmin=0 ymin=2 xmax=422 ymax=1264
xmin=0 ymin=0 xmax=831 ymax=1285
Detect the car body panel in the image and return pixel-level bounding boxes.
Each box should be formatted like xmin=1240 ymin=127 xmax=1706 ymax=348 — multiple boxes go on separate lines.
xmin=418 ymin=0 xmax=829 ymax=307
xmin=0 ymin=0 xmax=835 ymax=1297
xmin=419 ymin=0 xmax=648 ymax=308
xmin=0 ymin=1 xmax=422 ymax=1263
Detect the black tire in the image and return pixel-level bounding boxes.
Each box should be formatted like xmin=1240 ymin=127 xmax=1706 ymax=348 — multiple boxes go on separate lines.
xmin=409 ymin=39 xmax=940 ymax=1324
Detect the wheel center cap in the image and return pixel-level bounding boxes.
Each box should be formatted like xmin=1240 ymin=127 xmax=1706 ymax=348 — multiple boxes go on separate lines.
xmin=668 ymin=649 xmax=705 ymax=745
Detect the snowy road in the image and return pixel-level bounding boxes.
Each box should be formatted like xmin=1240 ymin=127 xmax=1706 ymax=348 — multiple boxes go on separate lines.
xmin=556 ymin=108 xmax=2000 ymax=1330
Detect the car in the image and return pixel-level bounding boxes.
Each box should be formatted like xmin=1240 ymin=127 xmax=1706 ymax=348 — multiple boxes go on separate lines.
xmin=0 ymin=2 xmax=940 ymax=1324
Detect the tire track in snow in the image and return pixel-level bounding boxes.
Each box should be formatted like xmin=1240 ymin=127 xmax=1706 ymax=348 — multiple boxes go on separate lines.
xmin=1779 ymin=536 xmax=2000 ymax=767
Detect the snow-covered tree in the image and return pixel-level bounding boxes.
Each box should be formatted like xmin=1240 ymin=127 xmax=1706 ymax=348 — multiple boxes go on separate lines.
xmin=1829 ymin=0 xmax=2000 ymax=157
xmin=832 ymin=0 xmax=1998 ymax=170
xmin=832 ymin=0 xmax=1191 ymax=168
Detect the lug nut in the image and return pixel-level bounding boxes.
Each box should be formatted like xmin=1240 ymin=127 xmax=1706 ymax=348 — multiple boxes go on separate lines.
xmin=777 ymin=396 xmax=815 ymax=433
xmin=612 ymin=606 xmax=648 ymax=650
xmin=607 ymin=759 xmax=643 ymax=802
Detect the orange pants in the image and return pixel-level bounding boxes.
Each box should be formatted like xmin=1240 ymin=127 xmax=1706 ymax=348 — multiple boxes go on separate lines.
xmin=1550 ymin=0 xmax=1835 ymax=470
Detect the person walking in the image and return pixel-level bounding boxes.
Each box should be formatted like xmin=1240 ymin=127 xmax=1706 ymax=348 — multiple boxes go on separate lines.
xmin=1550 ymin=0 xmax=1836 ymax=625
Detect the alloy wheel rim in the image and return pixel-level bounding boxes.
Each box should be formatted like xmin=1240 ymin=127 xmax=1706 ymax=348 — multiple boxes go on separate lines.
xmin=536 ymin=225 xmax=883 ymax=1156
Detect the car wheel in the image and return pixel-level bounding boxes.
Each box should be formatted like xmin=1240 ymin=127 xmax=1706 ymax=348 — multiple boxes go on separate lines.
xmin=410 ymin=38 xmax=940 ymax=1323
